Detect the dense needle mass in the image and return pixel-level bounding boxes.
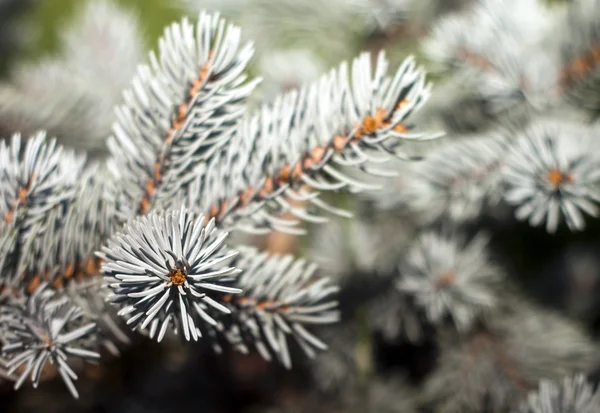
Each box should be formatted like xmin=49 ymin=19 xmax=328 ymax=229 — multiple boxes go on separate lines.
xmin=98 ymin=208 xmax=241 ymax=342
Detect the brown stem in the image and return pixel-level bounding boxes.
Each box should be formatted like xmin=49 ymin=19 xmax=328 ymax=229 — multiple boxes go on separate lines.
xmin=204 ymin=102 xmax=409 ymax=225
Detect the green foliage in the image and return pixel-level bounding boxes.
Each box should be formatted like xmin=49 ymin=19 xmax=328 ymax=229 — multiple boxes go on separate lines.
xmin=25 ymin=0 xmax=182 ymax=57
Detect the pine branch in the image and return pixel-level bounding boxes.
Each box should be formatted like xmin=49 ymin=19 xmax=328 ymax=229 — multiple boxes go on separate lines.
xmin=215 ymin=247 xmax=340 ymax=368
xmin=107 ymin=11 xmax=260 ymax=219
xmin=98 ymin=209 xmax=338 ymax=368
xmin=38 ymin=164 xmax=116 ymax=290
xmin=0 ymin=133 xmax=87 ymax=292
xmin=184 ymin=52 xmax=437 ymax=234
xmin=422 ymin=300 xmax=598 ymax=412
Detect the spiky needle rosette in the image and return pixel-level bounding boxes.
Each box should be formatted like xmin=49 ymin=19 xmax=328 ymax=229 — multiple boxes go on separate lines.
xmin=1 ymin=285 xmax=99 ymax=399
xmin=107 ymin=11 xmax=260 ymax=219
xmin=98 ymin=208 xmax=242 ymax=342
xmin=214 ymin=247 xmax=339 ymax=368
xmin=502 ymin=120 xmax=600 ymax=233
xmin=397 ymin=231 xmax=504 ymax=332
xmin=185 ymin=51 xmax=437 ymax=234
xmin=517 ymin=374 xmax=600 ymax=413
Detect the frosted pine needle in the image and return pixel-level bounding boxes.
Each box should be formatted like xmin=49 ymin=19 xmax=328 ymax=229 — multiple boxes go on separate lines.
xmin=397 ymin=231 xmax=503 ymax=332
xmin=502 ymin=120 xmax=600 ymax=233
xmin=98 ymin=208 xmax=242 ymax=343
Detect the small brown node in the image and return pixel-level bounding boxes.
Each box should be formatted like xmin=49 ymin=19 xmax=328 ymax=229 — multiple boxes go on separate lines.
xmin=239 ymin=188 xmax=254 ymax=205
xmin=311 ymin=145 xmax=326 ymax=164
xmin=41 ymin=333 xmax=53 ymax=348
xmin=64 ymin=264 xmax=75 ymax=279
xmin=546 ymin=168 xmax=572 ymax=188
xmin=169 ymin=268 xmax=187 ymax=286
xmin=18 ymin=187 xmax=28 ymax=204
xmin=361 ymin=115 xmax=378 ymax=135
xmin=333 ymin=135 xmax=347 ymax=151
xmin=177 ymin=104 xmax=188 ymax=122
xmin=434 ymin=272 xmax=456 ymax=290
xmin=393 ymin=124 xmax=408 ymax=133
xmin=256 ymin=300 xmax=290 ymax=312
xmin=259 ymin=178 xmax=274 ymax=197
xmin=27 ymin=275 xmax=41 ymax=294
xmin=52 ymin=276 xmax=63 ymax=288
xmin=140 ymin=197 xmax=150 ymax=214
xmin=280 ymin=165 xmax=291 ymax=181
xmin=397 ymin=99 xmax=409 ymax=110
xmin=571 ymin=56 xmax=593 ymax=79
xmin=145 ymin=179 xmax=155 ymax=197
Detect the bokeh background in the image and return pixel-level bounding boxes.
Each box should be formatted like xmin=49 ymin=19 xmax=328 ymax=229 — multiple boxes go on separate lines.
xmin=1 ymin=0 xmax=600 ymax=412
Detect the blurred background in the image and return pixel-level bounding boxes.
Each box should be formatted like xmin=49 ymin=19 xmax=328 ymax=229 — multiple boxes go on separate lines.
xmin=1 ymin=0 xmax=600 ymax=412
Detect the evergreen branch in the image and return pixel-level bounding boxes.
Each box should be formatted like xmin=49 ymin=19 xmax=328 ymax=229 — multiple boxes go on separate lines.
xmin=0 ymin=133 xmax=87 ymax=292
xmin=0 ymin=133 xmax=82 ymax=232
xmin=423 ymin=0 xmax=553 ymax=74
xmin=34 ymin=164 xmax=115 ymax=290
xmin=214 ymin=247 xmax=340 ymax=368
xmin=185 ymin=52 xmax=437 ymax=234
xmin=107 ymin=11 xmax=260 ymax=219
xmin=422 ymin=301 xmax=597 ymax=412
